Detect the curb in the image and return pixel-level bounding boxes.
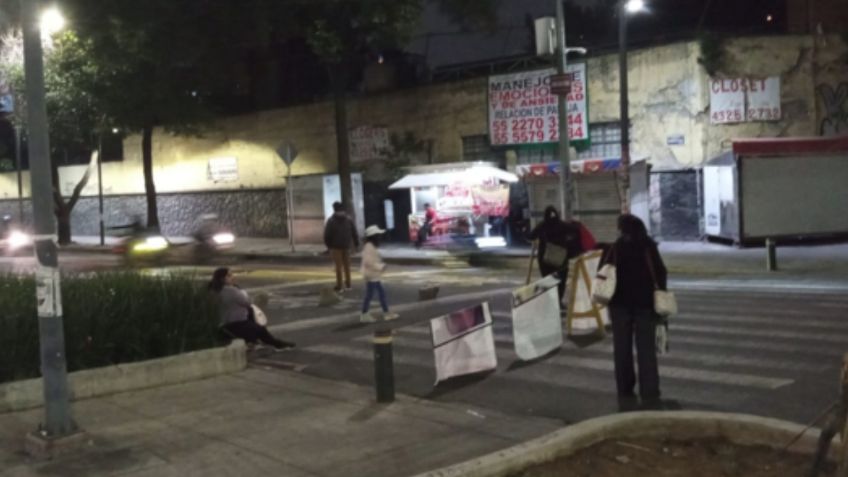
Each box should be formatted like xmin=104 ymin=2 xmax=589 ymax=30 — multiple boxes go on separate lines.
xmin=0 ymin=341 xmax=247 ymax=414
xmin=412 ymin=411 xmax=841 ymax=477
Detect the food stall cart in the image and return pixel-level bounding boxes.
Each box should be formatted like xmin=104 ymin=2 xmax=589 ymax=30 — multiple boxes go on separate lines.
xmin=704 ymin=136 xmax=848 ymax=245
xmin=388 ymin=162 xmax=519 ymax=248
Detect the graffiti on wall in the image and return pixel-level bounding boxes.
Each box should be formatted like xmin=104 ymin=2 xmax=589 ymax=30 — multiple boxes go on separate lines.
xmin=817 ymin=83 xmax=848 ymax=136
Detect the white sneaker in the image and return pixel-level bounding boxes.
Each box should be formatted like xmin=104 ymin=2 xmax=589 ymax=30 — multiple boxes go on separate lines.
xmin=360 ymin=312 xmax=377 ymax=323
xmin=383 ymin=312 xmax=399 ymax=321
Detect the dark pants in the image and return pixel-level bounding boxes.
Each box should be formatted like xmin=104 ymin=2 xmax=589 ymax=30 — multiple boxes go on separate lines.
xmin=539 ymin=261 xmax=568 ymax=302
xmin=415 ymin=222 xmax=432 ymax=248
xmin=610 ymin=306 xmax=660 ymax=399
xmin=223 ymin=319 xmax=281 ymax=347
xmin=362 ymin=281 xmax=389 ymax=313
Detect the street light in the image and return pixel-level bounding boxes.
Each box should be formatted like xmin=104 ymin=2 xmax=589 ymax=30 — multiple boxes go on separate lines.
xmin=617 ymin=0 xmax=647 ymax=213
xmin=39 ymin=7 xmax=65 ymax=36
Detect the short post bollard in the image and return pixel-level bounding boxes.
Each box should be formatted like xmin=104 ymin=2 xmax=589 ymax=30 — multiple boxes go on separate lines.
xmin=373 ymin=322 xmax=395 ymax=403
xmin=766 ymin=238 xmax=777 ymax=271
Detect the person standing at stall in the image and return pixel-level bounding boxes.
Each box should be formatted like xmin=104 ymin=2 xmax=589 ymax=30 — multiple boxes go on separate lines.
xmin=415 ymin=203 xmax=437 ymax=249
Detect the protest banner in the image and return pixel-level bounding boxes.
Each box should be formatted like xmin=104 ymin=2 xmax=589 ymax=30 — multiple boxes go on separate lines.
xmin=430 ymin=303 xmax=497 ymax=384
xmin=511 ymin=275 xmax=563 ymax=361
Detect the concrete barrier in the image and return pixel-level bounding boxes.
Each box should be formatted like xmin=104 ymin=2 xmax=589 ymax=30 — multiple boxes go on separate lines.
xmin=0 ymin=341 xmax=246 ymax=414
xmin=413 ymin=411 xmax=842 ymax=477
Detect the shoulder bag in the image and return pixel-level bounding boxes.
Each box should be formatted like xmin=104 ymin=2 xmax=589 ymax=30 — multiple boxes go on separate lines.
xmin=646 ymin=249 xmax=677 ymax=317
xmin=541 ymin=228 xmax=569 ymax=268
xmin=591 ymin=245 xmax=617 ymax=306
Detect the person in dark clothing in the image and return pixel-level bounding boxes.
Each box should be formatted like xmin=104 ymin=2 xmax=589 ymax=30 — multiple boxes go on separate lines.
xmin=528 ymin=206 xmax=584 ymax=301
xmin=323 ymin=202 xmax=360 ymax=291
xmin=600 ymin=214 xmax=667 ymax=409
xmin=415 ymin=203 xmax=437 ymax=249
xmin=208 ymin=268 xmax=294 ymax=350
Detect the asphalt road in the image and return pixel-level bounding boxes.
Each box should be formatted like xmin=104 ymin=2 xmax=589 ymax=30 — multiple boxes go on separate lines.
xmin=4 ymin=252 xmax=847 ymax=428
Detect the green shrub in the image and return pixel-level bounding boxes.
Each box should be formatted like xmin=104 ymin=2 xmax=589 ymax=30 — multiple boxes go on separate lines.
xmin=0 ymin=272 xmax=221 ymax=384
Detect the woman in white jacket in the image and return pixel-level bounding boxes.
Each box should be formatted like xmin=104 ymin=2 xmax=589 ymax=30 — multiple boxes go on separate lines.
xmin=360 ymin=225 xmax=398 ymax=322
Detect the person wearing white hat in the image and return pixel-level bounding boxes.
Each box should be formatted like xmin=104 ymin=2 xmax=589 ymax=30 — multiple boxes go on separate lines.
xmin=360 ymin=225 xmax=398 ymax=322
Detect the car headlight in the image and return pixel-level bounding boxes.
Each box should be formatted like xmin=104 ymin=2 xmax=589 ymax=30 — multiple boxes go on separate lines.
xmin=8 ymin=230 xmax=31 ymax=249
xmin=212 ymin=233 xmax=235 ymax=245
xmin=133 ymin=236 xmax=168 ymax=252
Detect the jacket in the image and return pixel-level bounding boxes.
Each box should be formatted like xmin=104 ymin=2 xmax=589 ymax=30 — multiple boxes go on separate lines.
xmin=324 ymin=213 xmax=359 ymax=250
xmin=360 ymin=242 xmax=385 ymax=282
xmin=602 ymin=238 xmax=667 ymax=309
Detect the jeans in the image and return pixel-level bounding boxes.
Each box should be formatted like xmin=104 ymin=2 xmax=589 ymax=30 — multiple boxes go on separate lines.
xmin=223 ymin=319 xmax=282 ymax=347
xmin=610 ymin=305 xmax=660 ymax=399
xmin=362 ymin=281 xmax=388 ymax=313
xmin=330 ymin=248 xmax=351 ymax=289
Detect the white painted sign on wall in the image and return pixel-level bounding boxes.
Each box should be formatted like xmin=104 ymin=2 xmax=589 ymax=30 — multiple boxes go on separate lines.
xmin=710 ymin=77 xmax=781 ymax=124
xmin=207 ymin=157 xmax=239 ymax=182
xmin=349 ymin=126 xmax=390 ymax=163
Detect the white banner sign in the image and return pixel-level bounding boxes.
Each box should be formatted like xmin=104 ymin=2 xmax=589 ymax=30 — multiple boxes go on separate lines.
xmin=349 ymin=126 xmax=390 ymax=163
xmin=207 ymin=157 xmax=238 ymax=182
xmin=430 ymin=303 xmax=497 ymax=384
xmin=511 ymin=275 xmax=563 ymax=361
xmin=488 ymin=65 xmax=588 ymax=145
xmin=710 ymin=77 xmax=781 ymax=124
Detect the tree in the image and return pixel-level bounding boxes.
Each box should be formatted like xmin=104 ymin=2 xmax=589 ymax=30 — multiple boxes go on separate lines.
xmin=304 ymin=0 xmax=498 ymax=221
xmin=1 ymin=29 xmax=101 ymax=244
xmin=57 ymin=0 xmax=269 ymax=230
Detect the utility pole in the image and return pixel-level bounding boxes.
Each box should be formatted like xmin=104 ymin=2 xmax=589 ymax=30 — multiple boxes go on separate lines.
xmin=555 ymin=0 xmax=574 ymax=220
xmin=21 ymin=0 xmax=77 ymax=440
xmin=14 ymin=127 xmax=24 ymax=221
xmin=618 ymin=0 xmax=632 ymax=213
xmin=97 ymin=135 xmax=105 ymax=246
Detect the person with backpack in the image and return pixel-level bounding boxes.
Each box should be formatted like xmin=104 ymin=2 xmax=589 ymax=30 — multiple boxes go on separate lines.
xmin=324 ymin=201 xmax=360 ymax=292
xmin=529 ymin=205 xmax=587 ymax=301
xmin=599 ymin=214 xmax=667 ymax=409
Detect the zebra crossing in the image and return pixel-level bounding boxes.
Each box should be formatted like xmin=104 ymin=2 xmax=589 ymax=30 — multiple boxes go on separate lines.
xmin=261 ymin=284 xmax=848 ymax=423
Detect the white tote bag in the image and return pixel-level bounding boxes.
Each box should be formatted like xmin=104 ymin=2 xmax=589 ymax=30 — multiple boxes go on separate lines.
xmin=646 ymin=250 xmax=677 ymax=317
xmin=592 ymin=246 xmax=617 ymax=306
xmin=251 ymin=304 xmax=269 ymax=326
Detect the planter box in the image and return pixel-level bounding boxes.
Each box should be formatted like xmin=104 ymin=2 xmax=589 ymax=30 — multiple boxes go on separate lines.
xmin=0 ymin=341 xmax=246 ymax=414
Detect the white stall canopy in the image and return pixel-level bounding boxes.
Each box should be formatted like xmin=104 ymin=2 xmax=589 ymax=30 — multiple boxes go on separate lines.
xmin=389 ymin=162 xmax=518 ymax=190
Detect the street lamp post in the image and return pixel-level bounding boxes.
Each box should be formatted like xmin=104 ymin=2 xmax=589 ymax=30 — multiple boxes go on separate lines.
xmin=21 ymin=0 xmax=77 ymax=441
xmin=555 ymin=0 xmax=573 ymax=220
xmin=618 ymin=0 xmax=646 ymax=214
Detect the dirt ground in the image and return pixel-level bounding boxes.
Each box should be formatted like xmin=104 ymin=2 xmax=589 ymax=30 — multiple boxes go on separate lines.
xmin=513 ymin=437 xmax=836 ymax=477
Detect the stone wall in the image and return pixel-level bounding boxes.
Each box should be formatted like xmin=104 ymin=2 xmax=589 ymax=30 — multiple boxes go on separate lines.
xmin=0 ymin=189 xmax=287 ymax=238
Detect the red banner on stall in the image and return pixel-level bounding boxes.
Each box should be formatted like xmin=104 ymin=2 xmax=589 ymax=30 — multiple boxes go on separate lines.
xmin=471 ymin=185 xmax=510 ymax=217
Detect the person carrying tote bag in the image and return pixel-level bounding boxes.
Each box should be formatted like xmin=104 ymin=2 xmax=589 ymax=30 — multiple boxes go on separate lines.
xmin=602 ymin=214 xmax=668 ymax=409
xmin=529 ymin=206 xmax=581 ymax=301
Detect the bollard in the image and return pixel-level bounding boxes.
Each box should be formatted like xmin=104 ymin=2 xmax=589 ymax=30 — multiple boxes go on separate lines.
xmin=766 ymin=238 xmax=777 ymax=271
xmin=373 ymin=323 xmax=395 ymax=403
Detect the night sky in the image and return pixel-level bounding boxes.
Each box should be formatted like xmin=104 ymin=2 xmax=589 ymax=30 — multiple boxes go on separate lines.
xmin=411 ymin=0 xmax=787 ymax=68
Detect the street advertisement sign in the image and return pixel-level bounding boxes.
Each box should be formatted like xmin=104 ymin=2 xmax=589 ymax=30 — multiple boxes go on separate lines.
xmin=511 ymin=275 xmax=562 ymax=361
xmin=207 ymin=157 xmax=239 ymax=182
xmin=488 ymin=65 xmax=588 ymax=146
xmin=430 ymin=303 xmax=497 ymax=384
xmin=349 ymin=126 xmax=390 ymax=163
xmin=710 ymin=77 xmax=781 ymax=124
xmin=470 ymin=184 xmax=510 ymax=217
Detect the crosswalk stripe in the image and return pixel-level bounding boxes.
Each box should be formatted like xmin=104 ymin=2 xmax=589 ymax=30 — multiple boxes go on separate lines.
xmin=673 ymin=313 xmax=848 ymax=331
xmin=301 ymin=343 xmax=752 ymax=409
xmin=349 ymin=333 xmax=793 ymax=389
xmin=673 ymin=323 xmax=848 ymax=344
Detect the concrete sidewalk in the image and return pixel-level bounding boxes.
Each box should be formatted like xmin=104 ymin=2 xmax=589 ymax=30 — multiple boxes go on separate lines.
xmin=0 ymin=367 xmax=560 ymax=477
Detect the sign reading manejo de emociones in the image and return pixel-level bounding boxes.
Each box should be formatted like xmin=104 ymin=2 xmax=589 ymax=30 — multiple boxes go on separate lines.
xmin=488 ymin=65 xmax=589 ymax=147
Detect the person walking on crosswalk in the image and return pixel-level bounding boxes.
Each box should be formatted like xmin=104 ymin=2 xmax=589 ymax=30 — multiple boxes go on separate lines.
xmin=360 ymin=225 xmax=399 ymax=323
xmin=600 ymin=214 xmax=668 ymax=409
xmin=324 ymin=201 xmax=360 ymax=292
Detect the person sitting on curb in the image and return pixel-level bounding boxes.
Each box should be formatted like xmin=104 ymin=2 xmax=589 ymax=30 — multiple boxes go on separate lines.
xmin=208 ymin=267 xmax=295 ymax=350
xmin=360 ymin=225 xmax=399 ymax=323
xmin=324 ymin=201 xmax=359 ymax=292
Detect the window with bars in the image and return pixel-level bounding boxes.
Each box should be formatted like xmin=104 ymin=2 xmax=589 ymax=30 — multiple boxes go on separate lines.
xmin=578 ymin=122 xmax=623 ymax=159
xmin=461 ymin=135 xmax=497 ymax=163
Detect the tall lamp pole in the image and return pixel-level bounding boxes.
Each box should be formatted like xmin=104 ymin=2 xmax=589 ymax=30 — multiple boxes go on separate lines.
xmin=618 ymin=0 xmax=646 ymax=213
xmin=21 ymin=0 xmax=76 ymax=440
xmin=555 ymin=0 xmax=573 ymax=220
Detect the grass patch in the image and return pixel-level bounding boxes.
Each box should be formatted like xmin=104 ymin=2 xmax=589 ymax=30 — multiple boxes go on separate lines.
xmin=0 ymin=272 xmax=221 ymax=384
